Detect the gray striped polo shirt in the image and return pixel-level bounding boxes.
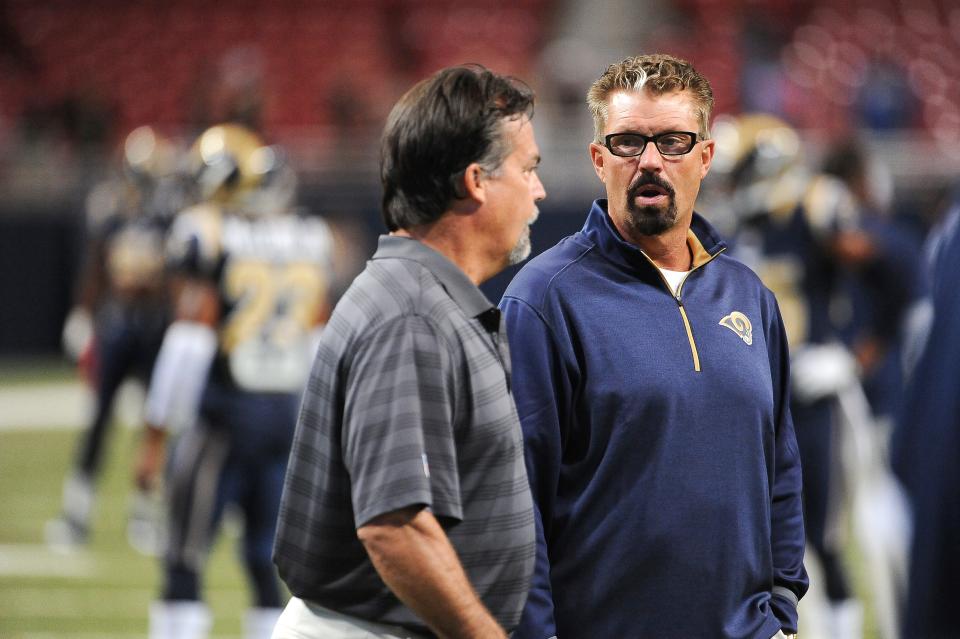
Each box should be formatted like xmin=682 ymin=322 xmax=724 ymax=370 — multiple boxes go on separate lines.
xmin=273 ymin=235 xmax=536 ymax=635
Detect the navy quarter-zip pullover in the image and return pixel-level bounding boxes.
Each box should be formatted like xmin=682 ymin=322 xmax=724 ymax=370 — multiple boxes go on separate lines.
xmin=501 ymin=200 xmax=808 ymax=639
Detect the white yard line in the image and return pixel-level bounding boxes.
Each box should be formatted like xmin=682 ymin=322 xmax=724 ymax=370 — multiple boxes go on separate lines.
xmin=0 ymin=544 xmax=96 ymax=577
xmin=19 ymin=635 xmax=150 ymax=639
xmin=0 ymin=381 xmax=144 ymax=431
xmin=0 ymin=382 xmax=89 ymax=430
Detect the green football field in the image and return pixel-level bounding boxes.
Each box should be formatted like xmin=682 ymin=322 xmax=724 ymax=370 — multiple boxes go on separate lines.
xmin=0 ymin=359 xmax=885 ymax=638
xmin=0 ymin=360 xmax=256 ymax=638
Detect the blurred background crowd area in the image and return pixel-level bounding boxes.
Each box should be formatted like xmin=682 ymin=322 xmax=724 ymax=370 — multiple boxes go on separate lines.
xmin=1 ymin=0 xmax=958 ymax=356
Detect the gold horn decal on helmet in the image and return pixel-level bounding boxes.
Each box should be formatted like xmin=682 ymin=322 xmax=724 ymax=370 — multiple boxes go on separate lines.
xmin=719 ymin=311 xmax=753 ymax=345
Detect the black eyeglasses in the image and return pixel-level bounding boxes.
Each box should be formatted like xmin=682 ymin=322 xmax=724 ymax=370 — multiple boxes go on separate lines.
xmin=603 ymin=131 xmax=700 ymax=157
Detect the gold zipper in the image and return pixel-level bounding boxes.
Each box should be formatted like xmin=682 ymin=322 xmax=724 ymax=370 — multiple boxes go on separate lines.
xmin=643 ymin=243 xmax=726 ymax=372
xmin=677 ymin=303 xmax=701 ymax=371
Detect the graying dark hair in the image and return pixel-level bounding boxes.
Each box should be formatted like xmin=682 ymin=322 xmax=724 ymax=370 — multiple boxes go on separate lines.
xmin=380 ymin=64 xmax=535 ymax=231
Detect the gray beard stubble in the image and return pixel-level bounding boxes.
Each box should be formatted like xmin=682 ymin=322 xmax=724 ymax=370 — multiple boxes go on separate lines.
xmin=507 ymin=227 xmax=532 ymax=265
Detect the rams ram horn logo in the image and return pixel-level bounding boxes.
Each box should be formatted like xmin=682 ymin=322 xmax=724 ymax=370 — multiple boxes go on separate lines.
xmin=719 ymin=311 xmax=753 ymax=345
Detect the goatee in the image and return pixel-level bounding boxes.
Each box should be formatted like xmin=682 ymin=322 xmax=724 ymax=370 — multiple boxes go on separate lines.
xmin=624 ymin=172 xmax=677 ymax=236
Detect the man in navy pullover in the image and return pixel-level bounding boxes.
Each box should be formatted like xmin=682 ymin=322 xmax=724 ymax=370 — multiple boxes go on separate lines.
xmin=501 ymin=54 xmax=807 ymax=639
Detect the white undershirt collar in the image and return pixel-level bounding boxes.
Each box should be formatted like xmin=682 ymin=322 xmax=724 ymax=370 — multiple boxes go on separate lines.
xmin=656 ymin=266 xmax=689 ymax=296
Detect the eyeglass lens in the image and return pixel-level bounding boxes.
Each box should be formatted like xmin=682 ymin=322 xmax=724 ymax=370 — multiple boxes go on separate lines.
xmin=606 ymin=132 xmax=696 ymax=156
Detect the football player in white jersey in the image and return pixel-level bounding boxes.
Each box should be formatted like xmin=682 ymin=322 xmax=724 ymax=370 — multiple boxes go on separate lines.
xmin=135 ymin=124 xmax=335 ymax=639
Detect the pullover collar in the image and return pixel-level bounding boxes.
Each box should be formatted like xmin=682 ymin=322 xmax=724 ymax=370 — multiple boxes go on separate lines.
xmin=582 ymin=199 xmax=727 ymax=274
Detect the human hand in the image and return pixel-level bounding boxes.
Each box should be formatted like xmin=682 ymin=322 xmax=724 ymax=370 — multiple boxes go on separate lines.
xmin=62 ymin=307 xmax=93 ymax=361
xmin=135 ymin=428 xmax=165 ymax=492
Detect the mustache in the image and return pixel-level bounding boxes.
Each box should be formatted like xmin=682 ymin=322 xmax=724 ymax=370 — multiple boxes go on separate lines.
xmin=627 ymin=172 xmax=675 ymax=200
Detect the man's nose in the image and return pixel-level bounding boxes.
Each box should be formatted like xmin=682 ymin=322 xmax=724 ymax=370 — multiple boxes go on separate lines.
xmin=532 ymin=173 xmax=546 ymax=202
xmin=636 ymin=141 xmax=664 ymax=171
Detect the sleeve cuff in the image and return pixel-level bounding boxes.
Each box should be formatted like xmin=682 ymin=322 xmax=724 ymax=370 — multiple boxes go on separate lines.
xmin=770 ymin=586 xmax=799 ymax=633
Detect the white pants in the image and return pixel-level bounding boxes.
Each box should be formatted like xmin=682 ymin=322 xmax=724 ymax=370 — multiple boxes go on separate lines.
xmin=271 ymin=597 xmax=428 ymax=639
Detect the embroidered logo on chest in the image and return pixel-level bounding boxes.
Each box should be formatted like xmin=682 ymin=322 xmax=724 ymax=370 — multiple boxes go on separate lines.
xmin=719 ymin=311 xmax=753 ymax=345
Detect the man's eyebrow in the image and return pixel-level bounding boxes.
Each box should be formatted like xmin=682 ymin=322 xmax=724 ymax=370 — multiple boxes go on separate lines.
xmin=609 ymin=129 xmax=688 ymax=135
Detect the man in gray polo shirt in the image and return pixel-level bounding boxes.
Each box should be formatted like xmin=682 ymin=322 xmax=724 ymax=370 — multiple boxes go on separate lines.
xmin=272 ymin=64 xmax=545 ymax=639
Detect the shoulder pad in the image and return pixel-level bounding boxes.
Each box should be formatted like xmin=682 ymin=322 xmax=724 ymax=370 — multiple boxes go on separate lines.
xmin=302 ymin=215 xmax=335 ymax=257
xmin=166 ymin=204 xmax=224 ymax=276
xmin=84 ymin=180 xmax=127 ymax=235
xmin=802 ymin=174 xmax=859 ymax=237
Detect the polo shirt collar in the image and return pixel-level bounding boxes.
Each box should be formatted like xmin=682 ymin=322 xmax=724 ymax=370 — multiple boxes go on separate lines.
xmin=372 ymin=235 xmax=496 ymax=319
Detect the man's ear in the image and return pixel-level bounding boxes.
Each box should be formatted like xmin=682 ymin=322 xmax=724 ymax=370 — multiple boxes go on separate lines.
xmin=699 ymin=138 xmax=716 ymax=180
xmin=589 ymin=142 xmax=605 ymax=183
xmin=461 ymin=162 xmax=487 ymax=205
